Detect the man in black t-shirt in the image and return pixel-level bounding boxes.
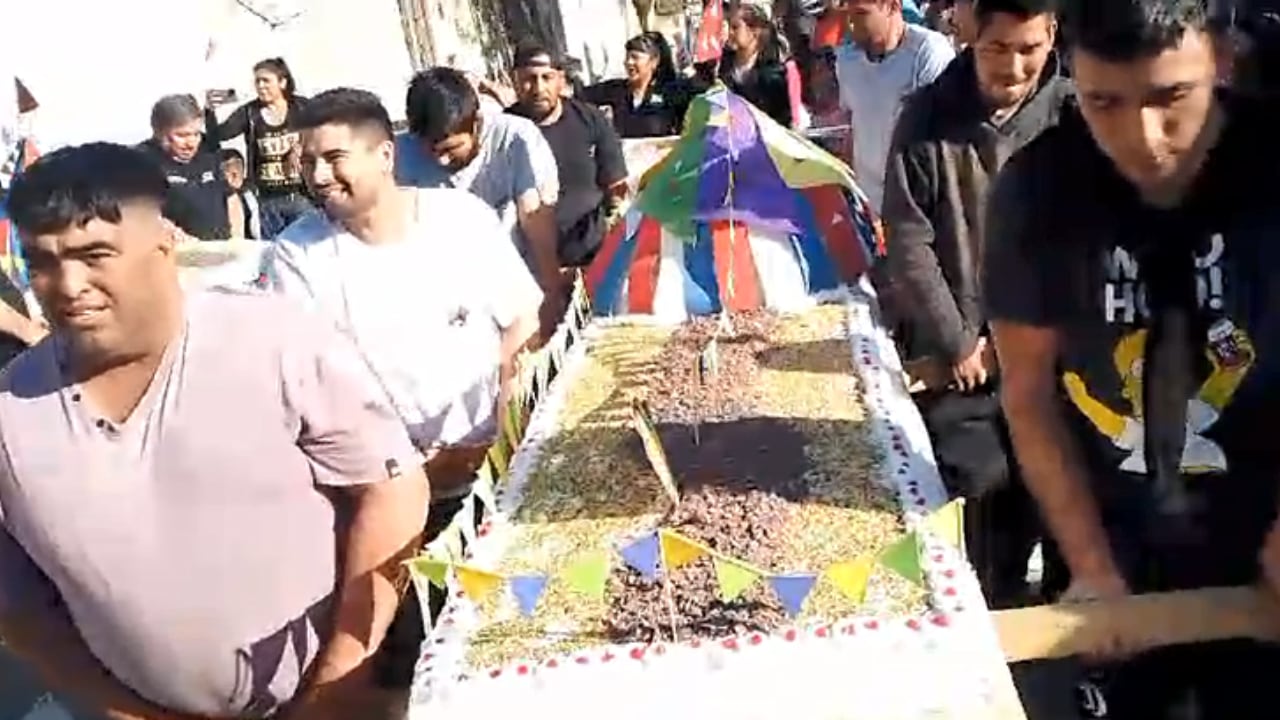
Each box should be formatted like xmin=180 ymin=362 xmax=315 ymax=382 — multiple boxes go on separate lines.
xmin=140 ymin=94 xmax=242 ymax=240
xmin=507 ymin=44 xmax=629 ymax=268
xmin=985 ymin=0 xmax=1280 ymax=716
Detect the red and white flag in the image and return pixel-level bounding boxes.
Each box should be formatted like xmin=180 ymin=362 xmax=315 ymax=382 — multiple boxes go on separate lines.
xmin=692 ymin=0 xmax=725 ymax=63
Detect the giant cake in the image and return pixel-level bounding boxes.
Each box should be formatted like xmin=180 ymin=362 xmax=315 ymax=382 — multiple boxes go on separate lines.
xmin=407 ymin=288 xmax=1026 ymax=719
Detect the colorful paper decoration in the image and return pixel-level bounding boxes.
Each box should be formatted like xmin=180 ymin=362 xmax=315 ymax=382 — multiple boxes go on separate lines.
xmin=564 ymin=551 xmax=611 ymax=599
xmin=769 ymin=573 xmax=819 ymax=617
xmin=456 ymin=566 xmax=504 ymax=602
xmin=586 ymin=87 xmax=881 ymax=318
xmin=502 ymin=397 xmax=523 ymax=449
xmin=441 ymin=526 xmax=465 ymax=561
xmin=486 ymin=439 xmax=510 ymax=480
xmin=629 ymin=398 xmax=680 ymax=506
xmin=659 ymin=529 xmax=707 ymax=570
xmin=408 ymin=557 xmax=450 ymax=588
xmin=879 ymin=532 xmax=925 ymax=586
xmin=926 ymin=498 xmax=965 ymax=554
xmin=825 ymin=557 xmax=874 ymax=604
xmin=509 ymin=575 xmax=549 ymax=616
xmin=713 ymin=556 xmax=761 ymax=601
xmin=620 ymin=532 xmax=662 ymax=580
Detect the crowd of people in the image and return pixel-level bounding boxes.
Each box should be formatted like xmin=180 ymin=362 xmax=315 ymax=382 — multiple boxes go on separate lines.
xmin=0 ymin=0 xmax=1278 ymax=719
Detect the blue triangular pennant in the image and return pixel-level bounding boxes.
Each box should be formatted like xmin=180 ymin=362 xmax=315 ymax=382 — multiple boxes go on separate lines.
xmin=509 ymin=575 xmax=549 ymax=617
xmin=768 ymin=573 xmax=818 ymax=617
xmin=619 ymin=532 xmax=662 ymax=580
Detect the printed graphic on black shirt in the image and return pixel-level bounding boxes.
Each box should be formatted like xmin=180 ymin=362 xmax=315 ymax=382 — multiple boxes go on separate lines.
xmin=1062 ymin=233 xmax=1257 ymax=477
xmin=255 ymin=126 xmax=301 ymax=190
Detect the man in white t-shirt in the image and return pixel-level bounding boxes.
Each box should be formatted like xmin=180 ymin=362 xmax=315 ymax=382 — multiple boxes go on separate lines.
xmin=834 ymin=0 xmax=955 ymax=211
xmin=268 ymin=88 xmax=542 ymax=711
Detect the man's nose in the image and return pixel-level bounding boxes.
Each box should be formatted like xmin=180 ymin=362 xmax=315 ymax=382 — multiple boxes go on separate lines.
xmin=54 ymin=262 xmax=91 ymax=301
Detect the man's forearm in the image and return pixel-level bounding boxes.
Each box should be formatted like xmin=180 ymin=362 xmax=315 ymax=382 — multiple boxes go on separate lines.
xmin=306 ymin=475 xmax=429 ymax=695
xmin=0 ymin=302 xmax=38 ymax=344
xmin=1 ymin=607 xmax=187 ymax=720
xmin=1003 ymin=389 xmax=1118 ymax=581
xmin=518 ymin=205 xmax=563 ymax=292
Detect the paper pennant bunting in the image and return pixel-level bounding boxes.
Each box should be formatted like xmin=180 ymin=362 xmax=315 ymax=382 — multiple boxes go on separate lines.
xmin=769 ymin=573 xmax=818 ymax=617
xmin=926 ymin=498 xmax=965 ymax=553
xmin=879 ymin=532 xmax=925 ymax=586
xmin=407 ymin=557 xmax=450 ymax=588
xmin=629 ymin=399 xmax=680 ymax=506
xmin=456 ymin=565 xmax=504 ymax=602
xmin=502 ymin=398 xmax=523 ymax=448
xmin=488 ymin=436 xmax=511 ymax=478
xmin=564 ymin=551 xmax=611 ymax=599
xmin=509 ymin=575 xmax=549 ymax=616
xmin=620 ymin=532 xmax=662 ymax=580
xmin=659 ymin=529 xmax=707 ymax=569
xmin=825 ymin=556 xmax=874 ymax=604
xmin=713 ymin=556 xmax=760 ymax=601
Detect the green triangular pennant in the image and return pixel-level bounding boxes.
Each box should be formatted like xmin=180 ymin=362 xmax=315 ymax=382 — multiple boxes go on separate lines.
xmin=407 ymin=557 xmax=450 ymax=588
xmin=563 ymin=551 xmax=610 ymax=600
xmin=878 ymin=532 xmax=925 ymax=586
xmin=713 ymin=556 xmax=760 ymax=601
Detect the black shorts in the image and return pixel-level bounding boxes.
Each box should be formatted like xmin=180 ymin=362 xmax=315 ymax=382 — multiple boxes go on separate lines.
xmin=372 ymin=495 xmax=484 ymax=689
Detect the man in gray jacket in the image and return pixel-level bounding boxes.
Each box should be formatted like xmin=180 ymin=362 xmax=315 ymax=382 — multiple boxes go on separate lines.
xmin=880 ymin=0 xmax=1071 ymax=608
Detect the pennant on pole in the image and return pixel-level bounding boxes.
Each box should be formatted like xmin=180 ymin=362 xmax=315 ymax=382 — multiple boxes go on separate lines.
xmin=441 ymin=526 xmax=465 ymax=561
xmin=926 ymin=498 xmax=965 ymax=554
xmin=472 ymin=468 xmax=498 ymax=513
xmin=407 ymin=557 xmax=450 ymax=588
xmin=769 ymin=573 xmax=819 ymax=617
xmin=825 ymin=556 xmax=874 ymax=604
xmin=487 ymin=437 xmax=511 ymax=479
xmin=659 ymin=529 xmax=707 ymax=570
xmin=713 ymin=556 xmax=761 ymax=601
xmin=509 ymin=575 xmax=549 ymax=616
xmin=456 ymin=566 xmax=505 ymax=603
xmin=564 ymin=551 xmax=611 ymax=599
xmin=619 ymin=532 xmax=662 ymax=580
xmin=458 ymin=495 xmax=478 ymax=546
xmin=878 ymin=532 xmax=925 ymax=586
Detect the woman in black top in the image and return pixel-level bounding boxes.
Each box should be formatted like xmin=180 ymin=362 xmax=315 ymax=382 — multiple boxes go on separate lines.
xmin=204 ymin=58 xmax=310 ymax=238
xmin=583 ymin=33 xmax=691 ymax=138
xmin=140 ymin=94 xmax=240 ymax=240
xmin=696 ymin=3 xmax=794 ymax=127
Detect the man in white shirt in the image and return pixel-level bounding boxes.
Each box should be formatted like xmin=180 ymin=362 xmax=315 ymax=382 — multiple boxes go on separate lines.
xmin=269 ymin=87 xmax=541 ymax=714
xmin=834 ymin=0 xmax=955 ymax=211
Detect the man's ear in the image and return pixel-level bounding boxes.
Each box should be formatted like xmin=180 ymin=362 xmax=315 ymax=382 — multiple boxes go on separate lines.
xmin=380 ymin=138 xmax=395 ymax=173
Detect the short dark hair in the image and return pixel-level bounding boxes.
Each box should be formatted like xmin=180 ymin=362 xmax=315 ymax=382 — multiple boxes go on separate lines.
xmin=405 ymin=68 xmax=481 ymax=143
xmin=219 ymin=148 xmax=244 ymax=164
xmin=974 ymin=0 xmax=1057 ymax=27
xmin=295 ymin=87 xmax=395 ymax=141
xmin=5 ymin=143 xmax=168 ymax=236
xmin=1060 ymin=0 xmax=1209 ymax=62
xmin=149 ymin=94 xmax=203 ymax=133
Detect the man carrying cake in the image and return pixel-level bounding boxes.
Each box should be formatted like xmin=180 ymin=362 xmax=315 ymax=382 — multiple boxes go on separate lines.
xmin=268 ymin=88 xmax=542 ymax=718
xmin=880 ymin=0 xmax=1069 ymax=608
xmin=986 ymin=0 xmax=1280 ymax=715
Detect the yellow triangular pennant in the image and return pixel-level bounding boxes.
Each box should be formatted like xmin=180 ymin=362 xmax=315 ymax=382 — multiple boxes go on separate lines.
xmin=713 ymin=556 xmax=760 ymax=601
xmin=406 ymin=556 xmax=450 ymax=588
xmin=659 ymin=529 xmax=707 ymax=569
xmin=825 ymin=556 xmax=875 ymax=604
xmin=487 ymin=438 xmax=511 ymax=479
xmin=455 ymin=565 xmax=504 ymax=603
xmin=926 ymin=499 xmax=965 ymax=553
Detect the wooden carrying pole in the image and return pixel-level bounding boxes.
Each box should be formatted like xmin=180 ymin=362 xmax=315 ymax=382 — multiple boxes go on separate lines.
xmin=992 ymin=585 xmax=1280 ymax=663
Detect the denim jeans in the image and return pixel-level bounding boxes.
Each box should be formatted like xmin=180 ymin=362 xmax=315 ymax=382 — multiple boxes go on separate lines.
xmin=257 ymin=192 xmax=313 ymax=239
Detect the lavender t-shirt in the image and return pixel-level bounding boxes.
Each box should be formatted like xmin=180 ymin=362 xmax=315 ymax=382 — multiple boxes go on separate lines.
xmin=0 ymin=288 xmax=417 ymax=717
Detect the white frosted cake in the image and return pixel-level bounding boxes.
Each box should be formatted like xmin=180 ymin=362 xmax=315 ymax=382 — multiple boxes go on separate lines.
xmin=408 ymin=285 xmax=1024 ymax=719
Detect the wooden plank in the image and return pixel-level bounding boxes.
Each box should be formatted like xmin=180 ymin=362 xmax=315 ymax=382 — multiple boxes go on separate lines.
xmin=992 ymin=586 xmax=1280 ymax=663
